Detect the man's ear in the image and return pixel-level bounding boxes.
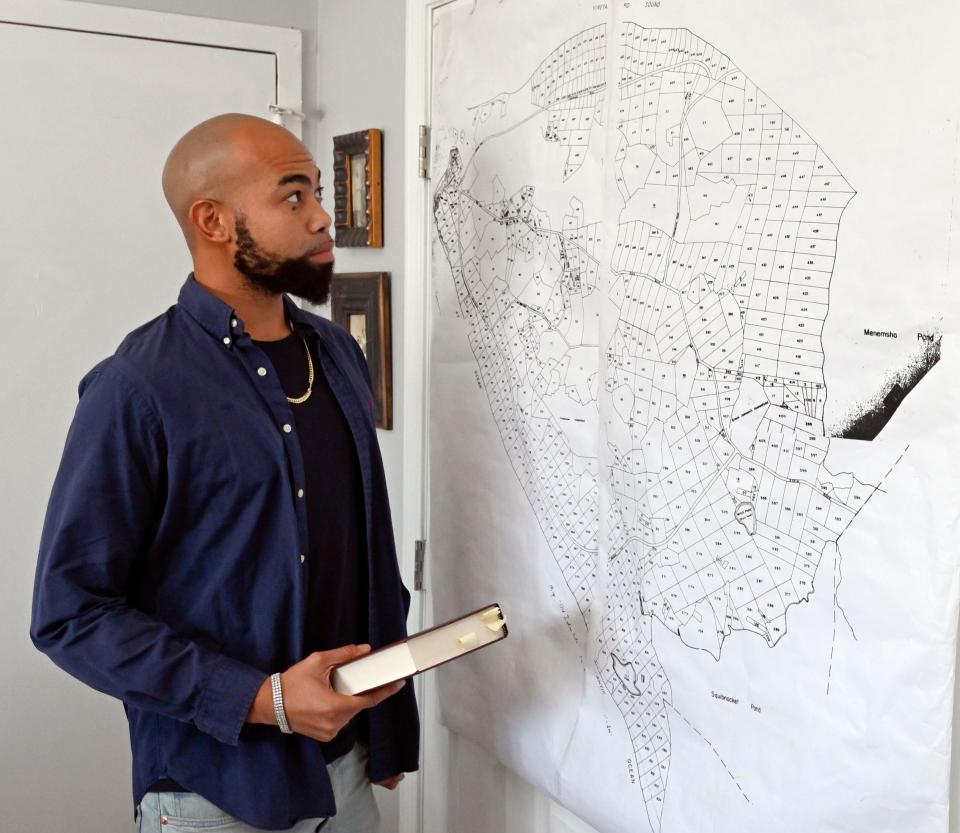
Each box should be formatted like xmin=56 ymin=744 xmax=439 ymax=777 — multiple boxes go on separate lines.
xmin=189 ymin=199 xmax=231 ymax=244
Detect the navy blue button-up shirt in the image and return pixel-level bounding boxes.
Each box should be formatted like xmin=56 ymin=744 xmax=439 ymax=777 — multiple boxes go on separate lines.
xmin=30 ymin=274 xmax=419 ymax=829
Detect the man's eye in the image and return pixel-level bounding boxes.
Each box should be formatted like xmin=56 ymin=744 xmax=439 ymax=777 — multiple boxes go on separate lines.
xmin=285 ymin=187 xmax=323 ymax=205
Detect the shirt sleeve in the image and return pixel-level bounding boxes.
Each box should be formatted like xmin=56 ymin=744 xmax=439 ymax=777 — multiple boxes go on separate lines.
xmin=30 ymin=358 xmax=267 ymax=746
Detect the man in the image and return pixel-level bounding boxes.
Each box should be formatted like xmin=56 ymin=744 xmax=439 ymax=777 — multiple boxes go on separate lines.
xmin=30 ymin=113 xmax=418 ymax=832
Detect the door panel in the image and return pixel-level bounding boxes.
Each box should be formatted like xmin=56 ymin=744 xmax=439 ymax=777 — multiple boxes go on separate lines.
xmin=1 ymin=12 xmax=286 ymax=832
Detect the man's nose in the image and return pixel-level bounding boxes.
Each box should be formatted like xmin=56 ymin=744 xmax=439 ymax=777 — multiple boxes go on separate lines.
xmin=308 ymin=200 xmax=331 ymax=234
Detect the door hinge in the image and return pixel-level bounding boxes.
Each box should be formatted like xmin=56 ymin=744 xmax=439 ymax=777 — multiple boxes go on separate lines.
xmin=268 ymin=104 xmax=305 ymax=125
xmin=414 ymin=539 xmax=426 ymax=591
xmin=418 ymin=125 xmax=431 ymax=179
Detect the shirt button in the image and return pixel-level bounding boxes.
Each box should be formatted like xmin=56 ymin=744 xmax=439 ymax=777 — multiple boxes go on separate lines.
xmin=297 ymin=488 xmax=304 ymax=498
xmin=257 ymin=367 xmax=268 ymax=377
xmin=300 ymin=554 xmax=306 ymax=564
xmin=231 ymin=318 xmax=238 ymax=328
xmin=282 ymin=423 xmax=292 ymax=433
xmin=223 ymin=336 xmax=231 ymax=346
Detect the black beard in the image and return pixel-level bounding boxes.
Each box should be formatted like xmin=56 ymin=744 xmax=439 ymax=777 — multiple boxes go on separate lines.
xmin=233 ymin=214 xmax=332 ymax=306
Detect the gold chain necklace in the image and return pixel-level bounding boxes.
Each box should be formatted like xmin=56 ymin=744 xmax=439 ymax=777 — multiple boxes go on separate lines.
xmin=285 ymin=318 xmax=314 ymax=405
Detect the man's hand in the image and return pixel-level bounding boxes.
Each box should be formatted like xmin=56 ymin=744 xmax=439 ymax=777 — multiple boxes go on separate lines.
xmin=246 ymin=644 xmax=405 ymax=743
xmin=373 ymin=774 xmax=405 ymax=790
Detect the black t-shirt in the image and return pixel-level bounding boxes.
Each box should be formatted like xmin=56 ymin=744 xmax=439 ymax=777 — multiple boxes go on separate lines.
xmin=148 ymin=331 xmax=368 ymax=792
xmin=256 ymin=331 xmax=369 ymax=761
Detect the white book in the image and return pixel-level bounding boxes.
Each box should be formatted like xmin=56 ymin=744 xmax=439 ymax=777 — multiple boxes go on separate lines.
xmin=331 ymin=603 xmax=508 ymax=695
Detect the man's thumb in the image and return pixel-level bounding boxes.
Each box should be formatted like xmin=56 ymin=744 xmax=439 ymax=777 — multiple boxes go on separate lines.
xmin=317 ymin=643 xmax=371 ymax=670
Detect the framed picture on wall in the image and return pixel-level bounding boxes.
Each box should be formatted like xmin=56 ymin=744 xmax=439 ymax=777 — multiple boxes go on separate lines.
xmin=330 ymin=271 xmax=392 ymax=429
xmin=332 ymin=129 xmax=383 ymax=247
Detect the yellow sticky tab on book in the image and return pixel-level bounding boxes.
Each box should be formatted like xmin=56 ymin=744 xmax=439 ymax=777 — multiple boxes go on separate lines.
xmin=457 ymin=632 xmax=479 ymax=650
xmin=479 ymin=606 xmax=506 ymax=633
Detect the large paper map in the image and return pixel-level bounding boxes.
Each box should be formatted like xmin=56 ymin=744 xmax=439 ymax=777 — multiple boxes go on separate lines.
xmin=428 ymin=2 xmax=960 ymax=831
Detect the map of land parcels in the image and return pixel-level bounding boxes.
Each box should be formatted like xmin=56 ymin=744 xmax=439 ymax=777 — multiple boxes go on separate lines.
xmin=429 ymin=3 xmax=960 ymax=832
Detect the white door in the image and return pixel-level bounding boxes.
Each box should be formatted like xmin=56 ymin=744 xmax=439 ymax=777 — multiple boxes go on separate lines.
xmin=0 ymin=2 xmax=299 ymax=830
xmin=401 ymin=1 xmax=600 ymax=831
xmin=405 ymin=3 xmax=960 ymax=833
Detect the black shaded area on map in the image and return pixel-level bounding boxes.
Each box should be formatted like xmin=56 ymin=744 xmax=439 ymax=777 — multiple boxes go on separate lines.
xmin=833 ymin=334 xmax=942 ymax=441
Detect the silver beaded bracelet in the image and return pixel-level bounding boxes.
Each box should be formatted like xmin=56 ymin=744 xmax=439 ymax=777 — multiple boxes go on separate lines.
xmin=271 ymin=672 xmax=293 ymax=734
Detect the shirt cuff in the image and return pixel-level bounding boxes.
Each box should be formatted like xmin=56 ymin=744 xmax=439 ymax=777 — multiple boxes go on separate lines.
xmin=195 ymin=653 xmax=268 ymax=746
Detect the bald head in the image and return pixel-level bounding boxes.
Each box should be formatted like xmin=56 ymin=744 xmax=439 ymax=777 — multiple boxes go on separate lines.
xmin=161 ymin=113 xmax=307 ymax=249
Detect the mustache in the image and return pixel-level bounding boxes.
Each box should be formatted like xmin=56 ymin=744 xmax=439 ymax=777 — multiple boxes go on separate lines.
xmin=307 ymin=240 xmax=334 ymax=256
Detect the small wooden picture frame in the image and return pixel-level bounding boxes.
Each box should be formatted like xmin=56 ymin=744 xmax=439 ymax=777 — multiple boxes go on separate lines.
xmin=331 ymin=271 xmax=392 ymax=429
xmin=333 ymin=129 xmax=383 ymax=248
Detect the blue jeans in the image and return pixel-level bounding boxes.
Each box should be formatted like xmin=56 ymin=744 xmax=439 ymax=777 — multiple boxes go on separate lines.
xmin=134 ymin=742 xmax=380 ymax=833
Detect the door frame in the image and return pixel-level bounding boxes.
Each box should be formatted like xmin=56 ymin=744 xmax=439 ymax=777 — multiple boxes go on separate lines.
xmin=401 ymin=2 xmax=461 ymax=832
xmin=0 ymin=0 xmax=302 ymax=135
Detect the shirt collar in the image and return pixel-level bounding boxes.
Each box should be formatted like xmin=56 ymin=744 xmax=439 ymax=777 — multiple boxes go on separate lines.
xmin=177 ymin=273 xmax=322 ymax=346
